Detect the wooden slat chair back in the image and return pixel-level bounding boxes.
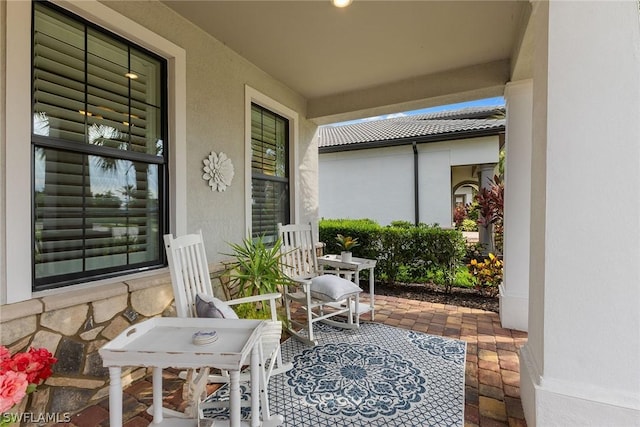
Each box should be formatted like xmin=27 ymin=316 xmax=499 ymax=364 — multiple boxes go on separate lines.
xmin=277 ymin=223 xmax=362 ymax=345
xmin=279 ymin=223 xmax=318 ymax=281
xmin=165 ymin=231 xmax=212 ymax=318
xmin=163 ymin=231 xmax=289 ymax=424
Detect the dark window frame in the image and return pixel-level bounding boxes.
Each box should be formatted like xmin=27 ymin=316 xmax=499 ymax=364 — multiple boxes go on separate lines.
xmin=31 ymin=1 xmax=169 ymax=291
xmin=250 ymin=103 xmax=290 ymax=241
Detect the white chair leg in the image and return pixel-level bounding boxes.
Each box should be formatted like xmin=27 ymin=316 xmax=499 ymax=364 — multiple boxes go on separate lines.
xmin=304 ymin=283 xmax=315 ymax=344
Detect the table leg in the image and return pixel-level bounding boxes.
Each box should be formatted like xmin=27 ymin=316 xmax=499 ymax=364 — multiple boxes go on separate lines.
xmin=229 ymin=370 xmax=240 ymax=427
xmin=369 ymin=266 xmax=375 ymax=320
xmin=152 ymin=367 xmax=163 ymax=423
xmin=108 ymin=367 xmax=122 ymax=427
xmin=354 ymin=270 xmax=361 ymax=325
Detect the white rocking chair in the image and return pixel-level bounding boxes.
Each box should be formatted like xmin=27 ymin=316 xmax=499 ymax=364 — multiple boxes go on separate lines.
xmin=277 ymin=223 xmax=363 ymax=346
xmin=161 ymin=231 xmax=290 ymax=425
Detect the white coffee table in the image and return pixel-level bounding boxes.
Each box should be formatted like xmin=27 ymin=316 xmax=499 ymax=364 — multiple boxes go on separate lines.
xmin=100 ymin=317 xmax=269 ymax=427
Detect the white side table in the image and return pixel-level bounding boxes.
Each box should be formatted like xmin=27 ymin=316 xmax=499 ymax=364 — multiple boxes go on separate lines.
xmin=318 ymin=254 xmax=377 ymax=321
xmin=100 ymin=317 xmax=271 ymax=427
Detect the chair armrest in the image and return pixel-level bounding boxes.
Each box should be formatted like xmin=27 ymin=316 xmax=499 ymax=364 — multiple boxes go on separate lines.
xmin=226 ymin=293 xmax=282 ymax=306
xmin=291 ymin=277 xmax=311 ymax=285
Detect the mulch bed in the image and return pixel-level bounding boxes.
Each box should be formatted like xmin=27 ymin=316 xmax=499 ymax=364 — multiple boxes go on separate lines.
xmin=373 ymin=281 xmax=499 ymax=313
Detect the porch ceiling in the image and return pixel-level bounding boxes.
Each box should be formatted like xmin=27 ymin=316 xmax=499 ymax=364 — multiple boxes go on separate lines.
xmin=161 ymin=0 xmax=532 ymax=124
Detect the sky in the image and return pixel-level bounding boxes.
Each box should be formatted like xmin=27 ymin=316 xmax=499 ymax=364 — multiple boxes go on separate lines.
xmin=329 ymin=96 xmax=505 ymax=126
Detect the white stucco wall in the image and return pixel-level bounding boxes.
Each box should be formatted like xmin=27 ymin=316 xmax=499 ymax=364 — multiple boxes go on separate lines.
xmin=521 ymin=1 xmax=640 ymax=425
xmin=419 ymin=149 xmax=451 ymax=226
xmin=319 ymin=135 xmax=499 ymax=226
xmin=319 ymin=146 xmax=415 ymax=226
xmin=0 ymin=0 xmax=318 ymax=304
xmin=103 ymin=0 xmax=318 ymax=247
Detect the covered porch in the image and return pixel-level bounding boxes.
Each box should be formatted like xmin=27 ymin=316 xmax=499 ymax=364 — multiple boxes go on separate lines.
xmin=70 ymin=293 xmax=528 ymax=427
xmin=2 ymin=1 xmax=639 ymax=426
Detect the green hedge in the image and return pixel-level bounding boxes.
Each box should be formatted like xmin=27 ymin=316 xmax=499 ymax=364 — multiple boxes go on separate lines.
xmin=318 ymin=218 xmax=380 ymax=260
xmin=318 ymin=219 xmax=467 ymax=292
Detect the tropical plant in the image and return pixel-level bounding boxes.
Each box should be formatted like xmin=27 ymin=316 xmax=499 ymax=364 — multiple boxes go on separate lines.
xmin=335 ymin=234 xmax=360 ymax=252
xmin=460 ymin=218 xmax=478 ymax=232
xmin=224 ymin=235 xmax=291 ymax=298
xmin=453 ymin=204 xmax=467 ymax=229
xmin=467 ymin=253 xmax=503 ymax=297
xmin=466 ymin=200 xmax=480 ymax=222
xmin=475 ymin=175 xmax=504 ymax=253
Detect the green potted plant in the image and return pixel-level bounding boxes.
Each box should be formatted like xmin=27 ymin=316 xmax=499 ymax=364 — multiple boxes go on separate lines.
xmin=223 ymin=235 xmax=290 ymax=318
xmin=335 ymin=234 xmax=359 ymax=262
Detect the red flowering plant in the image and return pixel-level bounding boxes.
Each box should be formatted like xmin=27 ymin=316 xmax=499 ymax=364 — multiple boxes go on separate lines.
xmin=0 ymin=346 xmax=57 ymax=425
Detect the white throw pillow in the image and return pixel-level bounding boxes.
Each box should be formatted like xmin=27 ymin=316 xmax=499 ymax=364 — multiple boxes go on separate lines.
xmin=195 ymin=293 xmax=239 ymax=319
xmin=310 ymin=274 xmax=362 ymax=302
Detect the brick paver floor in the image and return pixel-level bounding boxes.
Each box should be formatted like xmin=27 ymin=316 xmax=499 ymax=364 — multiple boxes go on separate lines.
xmin=65 ymin=293 xmax=528 ymax=427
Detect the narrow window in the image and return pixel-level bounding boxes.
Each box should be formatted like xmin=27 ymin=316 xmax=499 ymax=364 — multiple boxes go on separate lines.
xmin=250 ymin=103 xmax=290 ymax=241
xmin=32 ymin=2 xmax=168 ymax=290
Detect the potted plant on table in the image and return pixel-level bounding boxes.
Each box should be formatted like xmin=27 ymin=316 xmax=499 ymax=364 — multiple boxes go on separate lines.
xmin=335 ymin=234 xmax=359 ymax=263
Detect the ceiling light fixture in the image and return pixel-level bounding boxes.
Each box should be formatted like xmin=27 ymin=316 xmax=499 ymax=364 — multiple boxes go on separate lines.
xmin=332 ymin=0 xmax=353 ymax=8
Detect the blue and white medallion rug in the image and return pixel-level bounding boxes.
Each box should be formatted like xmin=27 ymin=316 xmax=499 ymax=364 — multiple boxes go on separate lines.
xmin=203 ymin=322 xmax=466 ymax=426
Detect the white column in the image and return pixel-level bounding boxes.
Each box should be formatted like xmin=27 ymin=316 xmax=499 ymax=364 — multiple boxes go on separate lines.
xmin=520 ymin=2 xmax=640 ymax=426
xmin=476 ymin=163 xmax=497 ymax=251
xmin=499 ymin=80 xmax=532 ymax=332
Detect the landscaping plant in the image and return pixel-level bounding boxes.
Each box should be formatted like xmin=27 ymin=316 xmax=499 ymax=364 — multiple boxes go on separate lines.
xmin=224 ymin=235 xmax=290 ymax=297
xmin=0 ymin=346 xmax=57 ymax=425
xmin=467 ymin=253 xmax=503 ymax=297
xmin=476 ymin=175 xmax=504 ymax=254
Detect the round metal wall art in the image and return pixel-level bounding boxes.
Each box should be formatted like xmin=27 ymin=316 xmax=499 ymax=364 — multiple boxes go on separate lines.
xmin=202 ymin=151 xmax=234 ymax=192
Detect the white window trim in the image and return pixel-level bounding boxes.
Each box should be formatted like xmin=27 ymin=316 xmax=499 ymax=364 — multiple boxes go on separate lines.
xmin=2 ymin=0 xmax=186 ymax=304
xmin=244 ymin=86 xmax=300 ymax=237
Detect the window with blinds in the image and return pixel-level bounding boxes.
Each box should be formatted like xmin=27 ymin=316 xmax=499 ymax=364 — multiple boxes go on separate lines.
xmin=251 ymin=104 xmax=290 ymax=241
xmin=32 ymin=2 xmax=167 ymax=290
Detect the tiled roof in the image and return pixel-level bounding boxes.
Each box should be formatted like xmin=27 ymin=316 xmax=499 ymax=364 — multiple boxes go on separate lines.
xmin=319 ymin=105 xmax=505 ymax=149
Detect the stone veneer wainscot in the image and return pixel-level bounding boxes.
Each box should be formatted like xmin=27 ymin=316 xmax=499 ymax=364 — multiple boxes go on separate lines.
xmin=0 ymin=263 xmax=230 ymax=423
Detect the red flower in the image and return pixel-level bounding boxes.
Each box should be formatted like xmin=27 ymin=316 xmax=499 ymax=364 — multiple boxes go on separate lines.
xmin=0 ymin=370 xmax=28 ymax=413
xmin=27 ymin=348 xmax=56 ymax=383
xmin=0 ymin=346 xmax=56 ymax=417
xmin=0 ymin=346 xmax=57 ymax=385
xmin=0 ymin=348 xmax=10 ymax=363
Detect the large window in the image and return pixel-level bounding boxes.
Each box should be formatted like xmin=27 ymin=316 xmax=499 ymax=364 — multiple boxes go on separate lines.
xmin=251 ymin=103 xmax=290 ymax=241
xmin=32 ymin=2 xmax=168 ymax=290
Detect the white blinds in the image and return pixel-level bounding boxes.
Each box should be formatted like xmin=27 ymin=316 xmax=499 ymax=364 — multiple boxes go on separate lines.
xmin=251 ymin=104 xmax=289 ymax=240
xmin=33 ymin=4 xmax=163 ymax=154
xmin=32 ymin=3 xmax=165 ymax=289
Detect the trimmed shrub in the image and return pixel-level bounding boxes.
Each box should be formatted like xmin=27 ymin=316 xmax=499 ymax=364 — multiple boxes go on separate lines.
xmin=318 ymin=219 xmax=467 ymax=293
xmin=318 ymin=218 xmax=380 ymax=260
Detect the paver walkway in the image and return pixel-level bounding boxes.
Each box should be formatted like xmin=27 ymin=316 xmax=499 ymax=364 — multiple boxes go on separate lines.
xmin=64 ymin=293 xmax=528 ymax=427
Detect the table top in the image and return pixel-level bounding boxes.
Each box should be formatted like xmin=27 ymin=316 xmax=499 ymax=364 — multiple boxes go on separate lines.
xmin=100 ymin=317 xmax=266 ymax=370
xmin=318 ymin=254 xmax=377 ymax=270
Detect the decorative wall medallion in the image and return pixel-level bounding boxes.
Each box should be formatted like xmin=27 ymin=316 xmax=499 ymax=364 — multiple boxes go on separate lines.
xmin=202 ymin=151 xmax=234 ymax=192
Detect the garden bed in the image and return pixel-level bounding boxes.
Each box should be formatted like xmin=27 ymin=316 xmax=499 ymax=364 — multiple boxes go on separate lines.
xmin=374 ymin=281 xmax=499 ymax=313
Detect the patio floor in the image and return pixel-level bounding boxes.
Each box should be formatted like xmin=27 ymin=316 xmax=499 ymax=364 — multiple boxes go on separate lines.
xmin=65 ymin=293 xmax=528 ymax=427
